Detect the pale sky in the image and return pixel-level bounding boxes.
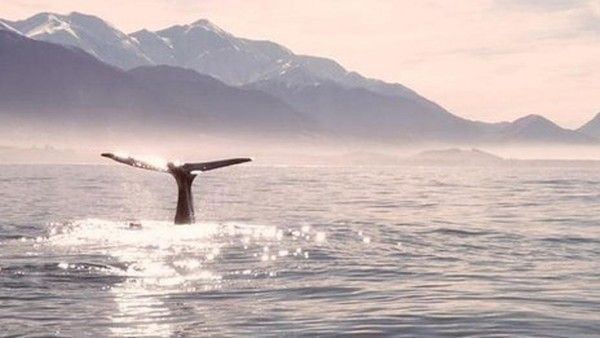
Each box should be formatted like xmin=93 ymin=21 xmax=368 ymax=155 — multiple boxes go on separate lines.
xmin=4 ymin=0 xmax=599 ymax=127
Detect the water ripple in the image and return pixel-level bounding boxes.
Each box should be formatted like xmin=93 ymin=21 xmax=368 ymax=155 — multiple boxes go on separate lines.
xmin=0 ymin=165 xmax=599 ymax=337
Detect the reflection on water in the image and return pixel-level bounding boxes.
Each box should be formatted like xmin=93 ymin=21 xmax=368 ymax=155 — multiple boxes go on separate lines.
xmin=0 ymin=165 xmax=599 ymax=337
xmin=42 ymin=219 xmax=324 ymax=337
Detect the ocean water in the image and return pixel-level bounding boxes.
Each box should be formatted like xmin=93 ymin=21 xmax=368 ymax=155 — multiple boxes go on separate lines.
xmin=0 ymin=164 xmax=599 ymax=337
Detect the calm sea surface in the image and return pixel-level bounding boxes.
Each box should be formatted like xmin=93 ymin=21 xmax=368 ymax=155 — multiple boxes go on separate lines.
xmin=0 ymin=164 xmax=599 ymax=337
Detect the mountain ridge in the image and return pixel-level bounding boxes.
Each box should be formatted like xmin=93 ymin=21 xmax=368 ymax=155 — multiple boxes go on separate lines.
xmin=1 ymin=13 xmax=433 ymax=99
xmin=0 ymin=30 xmax=311 ymax=138
xmin=496 ymin=114 xmax=595 ymax=144
xmin=0 ymin=13 xmax=597 ymax=145
xmin=577 ymin=112 xmax=600 ymax=139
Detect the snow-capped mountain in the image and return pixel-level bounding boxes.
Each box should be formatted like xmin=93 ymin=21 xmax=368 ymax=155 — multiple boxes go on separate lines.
xmin=4 ymin=12 xmax=152 ymax=69
xmin=2 ymin=12 xmax=419 ymax=99
xmin=0 ymin=12 xmax=468 ymax=139
xmin=1 ymin=13 xmax=597 ymax=145
xmin=0 ymin=19 xmax=20 ymax=34
xmin=131 ymin=19 xmax=295 ymax=85
xmin=0 ymin=30 xmax=310 ymax=136
xmin=133 ymin=19 xmax=419 ymax=99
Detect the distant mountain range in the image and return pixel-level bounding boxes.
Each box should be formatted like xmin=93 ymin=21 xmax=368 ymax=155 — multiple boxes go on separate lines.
xmin=0 ymin=30 xmax=310 ymax=136
xmin=0 ymin=12 xmax=598 ymax=144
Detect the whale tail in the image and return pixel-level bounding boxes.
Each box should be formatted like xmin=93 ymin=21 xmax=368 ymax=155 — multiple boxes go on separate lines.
xmin=101 ymin=153 xmax=251 ymax=224
xmin=101 ymin=153 xmax=251 ymax=173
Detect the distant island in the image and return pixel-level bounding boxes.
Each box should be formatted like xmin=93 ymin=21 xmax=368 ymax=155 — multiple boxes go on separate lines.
xmin=409 ymin=148 xmax=504 ymax=164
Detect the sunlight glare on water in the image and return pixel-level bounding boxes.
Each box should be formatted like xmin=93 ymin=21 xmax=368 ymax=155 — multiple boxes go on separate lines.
xmin=0 ymin=165 xmax=599 ymax=337
xmin=37 ymin=218 xmax=321 ymax=337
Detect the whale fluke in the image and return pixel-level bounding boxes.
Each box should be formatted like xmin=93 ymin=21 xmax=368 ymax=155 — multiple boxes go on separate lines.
xmin=101 ymin=153 xmax=251 ymax=224
xmin=101 ymin=153 xmax=169 ymax=172
xmin=182 ymin=158 xmax=251 ymax=172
